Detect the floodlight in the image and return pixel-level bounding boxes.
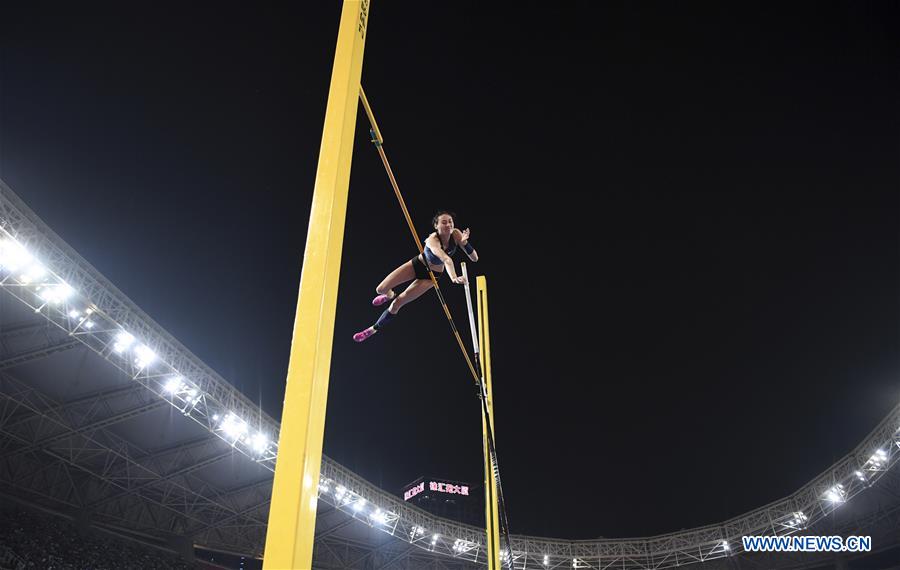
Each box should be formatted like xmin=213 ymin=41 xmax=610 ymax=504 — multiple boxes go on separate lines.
xmin=251 ymin=432 xmax=268 ymax=453
xmin=0 ymin=241 xmax=32 ymax=270
xmin=825 ymin=485 xmax=845 ymax=503
xmin=38 ymin=283 xmax=74 ymax=303
xmin=165 ymin=377 xmax=183 ymax=393
xmin=221 ymin=414 xmax=248 ymax=439
xmin=134 ymin=344 xmax=156 ymax=368
xmin=113 ymin=331 xmax=135 ymax=352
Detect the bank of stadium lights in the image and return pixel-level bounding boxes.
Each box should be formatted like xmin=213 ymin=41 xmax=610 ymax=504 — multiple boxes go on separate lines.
xmin=852 ymin=448 xmax=890 ymax=487
xmin=250 ymin=432 xmax=269 ymax=453
xmin=113 ymin=331 xmax=135 ymax=353
xmin=0 ymin=235 xmax=282 ymax=470
xmin=0 ymin=239 xmax=79 ymax=315
xmin=543 ymin=555 xmax=549 ymax=566
xmin=825 ymin=483 xmax=845 ymax=503
xmin=786 ymin=511 xmax=808 ymax=529
xmin=37 ymin=283 xmax=74 ymax=304
xmin=452 ymin=539 xmax=475 ymax=554
xmin=210 ymin=411 xmax=270 ymax=455
xmin=110 ymin=330 xmax=160 ymax=373
xmin=72 ymin=307 xmax=96 ymax=329
xmin=335 ymin=485 xmax=351 ymax=506
xmin=318 ymin=481 xmax=398 ymax=527
xmin=163 ymin=376 xmax=205 ymax=414
xmin=867 ymin=448 xmax=887 ymax=468
xmin=165 ymin=376 xmax=184 ymax=394
xmin=220 ymin=412 xmax=249 ymax=442
xmin=0 ymin=239 xmax=34 ymax=271
xmin=134 ymin=344 xmax=157 ymax=368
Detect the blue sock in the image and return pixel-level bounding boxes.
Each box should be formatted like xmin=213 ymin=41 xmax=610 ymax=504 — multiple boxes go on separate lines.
xmin=374 ymin=309 xmax=396 ymax=330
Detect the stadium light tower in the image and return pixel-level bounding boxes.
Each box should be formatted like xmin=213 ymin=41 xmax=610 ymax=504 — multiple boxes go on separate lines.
xmin=262 ymin=1 xmax=370 ymax=568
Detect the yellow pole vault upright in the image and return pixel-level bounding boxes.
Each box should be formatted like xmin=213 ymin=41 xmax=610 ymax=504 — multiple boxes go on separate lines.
xmin=476 ymin=275 xmax=502 ymax=569
xmin=263 ymin=2 xmax=369 ymax=569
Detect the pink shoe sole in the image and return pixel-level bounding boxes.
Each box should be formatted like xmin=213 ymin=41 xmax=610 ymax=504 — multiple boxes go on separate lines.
xmin=372 ymin=294 xmax=392 ymax=307
xmin=353 ymin=328 xmax=376 ymax=343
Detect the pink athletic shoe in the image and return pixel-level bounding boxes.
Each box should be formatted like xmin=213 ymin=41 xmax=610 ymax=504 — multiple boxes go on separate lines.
xmin=372 ymin=294 xmax=393 ymax=307
xmin=353 ymin=327 xmax=377 ymax=343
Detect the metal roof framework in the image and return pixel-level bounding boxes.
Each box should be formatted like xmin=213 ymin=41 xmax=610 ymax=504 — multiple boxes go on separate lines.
xmin=0 ymin=178 xmax=898 ymax=569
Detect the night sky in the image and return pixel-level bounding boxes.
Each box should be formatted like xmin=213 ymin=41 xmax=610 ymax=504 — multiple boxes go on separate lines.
xmin=1 ymin=2 xmax=898 ymax=540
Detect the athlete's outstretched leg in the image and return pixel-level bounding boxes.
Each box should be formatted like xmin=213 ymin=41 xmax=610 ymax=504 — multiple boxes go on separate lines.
xmin=372 ymin=260 xmax=415 ymax=306
xmin=387 ymin=278 xmax=434 ymax=313
xmin=354 ymin=278 xmax=435 ymax=342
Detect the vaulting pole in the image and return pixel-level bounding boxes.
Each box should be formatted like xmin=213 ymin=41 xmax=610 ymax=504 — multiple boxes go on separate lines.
xmin=263 ymin=2 xmax=369 ymax=568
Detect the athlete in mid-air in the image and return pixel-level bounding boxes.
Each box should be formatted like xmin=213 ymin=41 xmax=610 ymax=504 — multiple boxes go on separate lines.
xmin=353 ymin=210 xmax=478 ymax=342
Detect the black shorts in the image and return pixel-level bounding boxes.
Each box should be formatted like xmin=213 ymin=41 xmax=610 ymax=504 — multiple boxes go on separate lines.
xmin=411 ymin=254 xmax=440 ymax=280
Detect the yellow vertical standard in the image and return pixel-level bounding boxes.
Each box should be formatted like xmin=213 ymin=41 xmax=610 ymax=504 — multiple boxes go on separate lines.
xmin=477 ymin=275 xmax=501 ymax=569
xmin=263 ymin=1 xmax=369 ymax=569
